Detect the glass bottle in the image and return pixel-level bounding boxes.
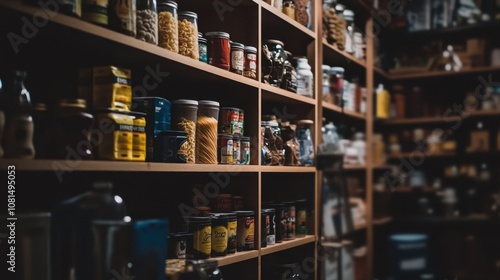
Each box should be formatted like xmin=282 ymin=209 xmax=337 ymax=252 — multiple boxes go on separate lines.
xmin=263 ymin=39 xmax=286 ymax=86
xmin=2 ymin=70 xmax=35 ymax=159
xmin=136 ymin=0 xmax=158 ymax=45
xmin=178 ymin=11 xmax=199 ymax=60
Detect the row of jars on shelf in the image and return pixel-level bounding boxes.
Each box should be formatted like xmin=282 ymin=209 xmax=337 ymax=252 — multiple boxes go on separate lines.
xmin=321 ymin=65 xmax=367 ymax=113
xmin=264 ymin=0 xmax=312 ymax=29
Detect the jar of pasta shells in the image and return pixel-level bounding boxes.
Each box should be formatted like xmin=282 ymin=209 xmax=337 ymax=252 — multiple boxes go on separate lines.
xmin=195 ymin=100 xmax=219 ymax=164
xmin=178 ymin=11 xmax=199 ymax=60
xmin=171 ymin=99 xmax=198 ymax=163
xmin=158 ymin=0 xmax=178 ymax=52
xmin=136 ymin=0 xmax=158 ymax=44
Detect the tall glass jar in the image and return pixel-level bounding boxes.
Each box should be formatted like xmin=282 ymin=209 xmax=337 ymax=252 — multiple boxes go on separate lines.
xmin=158 ymin=0 xmax=178 ymax=52
xmin=329 ymin=67 xmax=345 ymax=106
xmin=296 ymin=119 xmax=314 ymax=166
xmin=263 ymin=39 xmax=286 ymax=86
xmin=230 ymin=42 xmax=245 ymax=75
xmin=178 ymin=11 xmax=199 ymax=60
xmin=136 ymin=0 xmax=158 ymax=45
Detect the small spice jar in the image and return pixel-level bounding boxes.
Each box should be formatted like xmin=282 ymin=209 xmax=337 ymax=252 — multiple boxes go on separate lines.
xmin=205 ymin=31 xmax=231 ymax=70
xmin=217 ymin=134 xmax=234 ymax=164
xmin=157 ymin=0 xmax=178 ymax=52
xmin=136 ymin=0 xmax=158 ymax=44
xmin=178 ymin=11 xmax=199 ymax=60
xmin=240 ymin=136 xmax=250 ymax=165
xmin=230 ymin=42 xmax=245 ymax=75
xmin=198 ymin=32 xmax=208 ymax=63
xmin=243 ymin=46 xmax=257 ymax=79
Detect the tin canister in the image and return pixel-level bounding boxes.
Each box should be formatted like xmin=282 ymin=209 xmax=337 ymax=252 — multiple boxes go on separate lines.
xmin=187 ymin=216 xmax=211 ymax=259
xmin=261 ymin=209 xmax=270 ymax=248
xmin=223 ymin=212 xmax=238 ymax=254
xmin=234 ymin=210 xmax=255 ymax=251
xmin=218 ymin=134 xmax=234 ymax=164
xmin=158 ymin=130 xmax=188 ymax=163
xmin=283 ymin=201 xmax=296 ymax=241
xmin=240 ymin=136 xmax=250 ymax=165
xmin=167 ymin=232 xmax=193 ymax=259
xmin=262 ymin=208 xmax=276 ymax=245
xmin=219 ymin=107 xmax=239 ymax=135
xmin=209 ymin=213 xmax=228 ymax=257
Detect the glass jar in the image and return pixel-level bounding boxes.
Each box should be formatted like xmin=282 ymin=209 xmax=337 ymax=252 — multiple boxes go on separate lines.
xmin=217 ymin=134 xmax=234 ymax=164
xmin=171 ymin=99 xmax=198 ymax=163
xmin=230 ymin=42 xmax=245 ymax=75
xmin=343 ymin=9 xmax=355 ymax=54
xmin=329 ymin=67 xmax=345 ymax=106
xmin=243 ymin=46 xmax=257 ymax=79
xmin=136 ymin=0 xmax=158 ymax=45
xmin=282 ymin=0 xmax=295 ymax=19
xmin=296 ymin=119 xmax=314 ymax=166
xmin=198 ymin=32 xmax=208 ymax=63
xmin=205 ymin=31 xmax=231 ymax=70
xmin=158 ymin=0 xmax=178 ymax=52
xmin=273 ymin=0 xmax=283 ymax=10
xmin=195 ymin=100 xmax=219 ymax=164
xmin=240 ymin=136 xmax=250 ymax=165
xmin=109 ymin=0 xmax=136 ymax=36
xmin=178 ymin=11 xmax=199 ymax=60
xmin=263 ymin=39 xmax=286 ymax=86
xmin=322 ymin=64 xmax=332 ymax=103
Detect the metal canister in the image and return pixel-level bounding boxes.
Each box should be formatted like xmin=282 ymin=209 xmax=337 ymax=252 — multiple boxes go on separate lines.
xmin=187 ymin=216 xmax=211 ymax=259
xmin=209 ymin=213 xmax=228 ymax=257
xmin=217 ymin=134 xmax=234 ymax=164
xmin=234 ymin=210 xmax=255 ymax=251
xmin=262 ymin=208 xmax=276 ymax=245
xmin=218 ymin=107 xmax=240 ymax=135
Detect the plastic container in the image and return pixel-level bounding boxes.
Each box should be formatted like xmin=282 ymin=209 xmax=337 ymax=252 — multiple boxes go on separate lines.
xmin=171 ymin=99 xmax=198 ymax=163
xmin=296 ymin=57 xmax=314 ymax=98
xmin=205 ymin=31 xmax=231 ymax=70
xmin=178 ymin=11 xmax=199 ymax=60
xmin=157 ymin=0 xmax=178 ymax=52
xmin=195 ymin=100 xmax=219 ymax=164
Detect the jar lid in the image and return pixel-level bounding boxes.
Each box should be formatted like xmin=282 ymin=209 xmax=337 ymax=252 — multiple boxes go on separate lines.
xmin=233 ymin=210 xmax=254 ymax=216
xmin=329 ymin=67 xmax=345 ymax=74
xmin=198 ymin=100 xmax=220 ymax=107
xmin=173 ymin=99 xmax=198 ymax=106
xmin=244 ymin=46 xmax=257 ymax=53
xmin=262 ymin=208 xmax=275 ymax=214
xmin=158 ymin=0 xmax=178 ymax=9
xmin=198 ymin=37 xmax=207 ymax=43
xmin=220 ymin=106 xmax=240 ymax=111
xmin=343 ymin=9 xmax=354 ymax=20
xmin=230 ymin=42 xmax=245 ymax=49
xmin=265 ymin=39 xmax=284 ymax=47
xmin=198 ymin=32 xmax=203 ymax=37
xmin=208 ymin=213 xmax=228 ymax=220
xmin=205 ymin=31 xmax=230 ymax=39
xmin=297 ymin=119 xmax=314 ymax=125
xmin=178 ymin=11 xmax=198 ymax=19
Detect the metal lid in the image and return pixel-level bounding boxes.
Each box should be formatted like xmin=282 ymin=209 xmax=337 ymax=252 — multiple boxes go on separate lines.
xmin=233 ymin=210 xmax=254 ymax=216
xmin=265 ymin=39 xmax=284 ymax=46
xmin=244 ymin=46 xmax=257 ymax=53
xmin=297 ymin=119 xmax=314 ymax=125
xmin=198 ymin=37 xmax=207 ymax=43
xmin=178 ymin=11 xmax=198 ymax=19
xmin=205 ymin=31 xmax=230 ymax=39
xmin=220 ymin=106 xmax=240 ymax=111
xmin=198 ymin=100 xmax=220 ymax=107
xmin=230 ymin=42 xmax=245 ymax=49
xmin=158 ymin=0 xmax=178 ymax=9
xmin=172 ymin=99 xmax=198 ymax=106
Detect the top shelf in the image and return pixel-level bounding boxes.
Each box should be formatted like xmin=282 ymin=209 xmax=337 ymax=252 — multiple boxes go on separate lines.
xmin=261 ymin=2 xmax=316 ymax=40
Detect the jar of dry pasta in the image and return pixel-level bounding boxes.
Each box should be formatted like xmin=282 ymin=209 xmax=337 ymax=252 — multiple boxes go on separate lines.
xmin=171 ymin=99 xmax=198 ymax=163
xmin=158 ymin=0 xmax=178 ymax=52
xmin=195 ymin=100 xmax=219 ymax=164
xmin=178 ymin=11 xmax=199 ymax=60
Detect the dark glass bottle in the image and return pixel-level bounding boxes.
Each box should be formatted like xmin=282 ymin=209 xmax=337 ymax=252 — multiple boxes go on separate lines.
xmin=2 ymin=70 xmax=35 ymax=159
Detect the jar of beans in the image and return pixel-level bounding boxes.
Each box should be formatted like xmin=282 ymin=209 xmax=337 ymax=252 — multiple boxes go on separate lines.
xmin=178 ymin=11 xmax=199 ymax=60
xmin=205 ymin=31 xmax=231 ymax=70
xmin=136 ymin=0 xmax=158 ymax=44
xmin=158 ymin=0 xmax=178 ymax=52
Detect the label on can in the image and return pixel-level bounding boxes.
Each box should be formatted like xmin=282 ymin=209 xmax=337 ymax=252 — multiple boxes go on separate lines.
xmin=218 ymin=135 xmax=234 ymax=164
xmin=211 ymin=225 xmax=228 ymax=254
xmin=192 ymin=224 xmax=211 ymax=258
xmin=296 ymin=209 xmax=307 ymax=237
xmin=227 ymin=218 xmax=237 ymax=254
xmin=237 ymin=214 xmax=254 ymax=251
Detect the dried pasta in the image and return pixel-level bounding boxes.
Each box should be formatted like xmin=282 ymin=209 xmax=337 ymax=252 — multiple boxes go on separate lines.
xmin=195 ymin=116 xmax=218 ymax=164
xmin=178 ymin=117 xmax=196 ymax=163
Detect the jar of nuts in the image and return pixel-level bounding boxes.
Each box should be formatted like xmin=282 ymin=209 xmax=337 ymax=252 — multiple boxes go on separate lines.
xmin=178 ymin=11 xmax=199 ymax=60
xmin=136 ymin=0 xmax=158 ymax=44
xmin=158 ymin=0 xmax=178 ymax=52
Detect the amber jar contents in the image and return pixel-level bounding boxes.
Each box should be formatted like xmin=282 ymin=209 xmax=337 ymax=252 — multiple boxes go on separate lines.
xmin=205 ymin=31 xmax=231 ymax=70
xmin=283 ymin=0 xmax=296 ymax=19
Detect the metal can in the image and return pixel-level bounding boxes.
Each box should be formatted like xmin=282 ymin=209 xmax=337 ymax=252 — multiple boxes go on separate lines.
xmin=187 ymin=216 xmax=211 ymax=259
xmin=222 ymin=212 xmax=238 ymax=254
xmin=167 ymin=232 xmax=193 ymax=259
xmin=262 ymin=208 xmax=276 ymax=245
xmin=240 ymin=136 xmax=250 ymax=165
xmin=295 ymin=199 xmax=307 ymax=238
xmin=218 ymin=107 xmax=240 ymax=135
xmin=217 ymin=134 xmax=234 ymax=164
xmin=230 ymin=42 xmax=245 ymax=75
xmin=209 ymin=213 xmax=228 ymax=257
xmin=234 ymin=210 xmax=255 ymax=251
xmin=283 ymin=201 xmax=296 ymax=241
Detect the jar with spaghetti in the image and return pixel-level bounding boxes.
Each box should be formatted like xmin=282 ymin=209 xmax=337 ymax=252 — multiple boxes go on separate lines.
xmin=195 ymin=100 xmax=219 ymax=164
xmin=205 ymin=31 xmax=231 ymax=70
xmin=217 ymin=134 xmax=233 ymax=164
xmin=243 ymin=46 xmax=257 ymax=79
xmin=230 ymin=42 xmax=245 ymax=75
xmin=171 ymin=99 xmax=198 ymax=163
xmin=136 ymin=0 xmax=158 ymax=44
xmin=178 ymin=11 xmax=199 ymax=60
xmin=158 ymin=0 xmax=178 ymax=52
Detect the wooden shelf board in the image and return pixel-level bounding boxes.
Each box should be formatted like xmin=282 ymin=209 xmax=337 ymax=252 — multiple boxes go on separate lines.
xmin=388 ymin=152 xmax=456 ymax=160
xmin=372 ymin=216 xmax=393 ymax=225
xmin=380 ymin=110 xmax=500 ymax=125
xmin=260 ymin=235 xmax=316 ymax=256
xmin=260 ymin=166 xmax=316 ymax=173
xmin=322 ymin=39 xmax=366 ymax=69
xmin=0 ymin=160 xmax=261 ymax=172
xmin=388 ymin=65 xmax=500 ymax=80
xmin=373 ymin=164 xmax=396 ymax=170
xmin=261 ymin=83 xmax=316 ymax=105
xmin=322 ymin=102 xmax=367 ymax=120
xmin=213 ymin=250 xmax=259 ymax=267
xmin=260 ymin=2 xmax=316 ymax=39
xmin=343 ymin=164 xmax=367 ymax=170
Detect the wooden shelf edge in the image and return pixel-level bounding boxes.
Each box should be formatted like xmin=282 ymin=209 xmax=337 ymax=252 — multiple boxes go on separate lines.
xmin=260 ymin=166 xmax=316 ymax=173
xmin=322 ymin=102 xmax=367 ymax=120
xmin=379 ymin=110 xmax=500 ymax=126
xmin=322 ymin=39 xmax=366 ymax=68
xmin=213 ymin=250 xmax=259 ymax=267
xmin=260 ymin=235 xmax=316 ymax=256
xmin=388 ymin=65 xmax=500 ymax=80
xmin=260 ymin=2 xmax=316 ymax=39
xmin=372 ymin=216 xmax=393 ymax=225
xmin=261 ymin=83 xmax=316 ymax=105
xmin=1 ymin=0 xmax=260 ymax=89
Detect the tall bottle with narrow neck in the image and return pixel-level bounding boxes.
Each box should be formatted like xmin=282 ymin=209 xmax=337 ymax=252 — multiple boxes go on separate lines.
xmin=2 ymin=70 xmax=35 ymax=159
